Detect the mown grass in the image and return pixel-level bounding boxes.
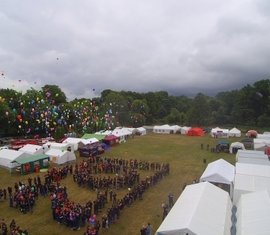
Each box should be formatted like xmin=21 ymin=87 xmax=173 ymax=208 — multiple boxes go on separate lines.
xmin=0 ymin=134 xmax=237 ymax=235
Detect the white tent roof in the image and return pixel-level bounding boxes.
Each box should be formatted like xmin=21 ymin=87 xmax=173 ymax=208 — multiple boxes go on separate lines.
xmin=257 ymin=133 xmax=270 ymax=139
xmin=43 ymin=141 xmax=74 ymax=151
xmin=155 ymin=182 xmax=232 ymax=235
xmin=112 ymin=128 xmax=132 ymax=137
xmin=233 ymin=163 xmax=270 ymax=203
xmin=18 ymin=144 xmax=43 ymax=155
xmin=63 ymin=137 xmax=99 ymax=145
xmin=95 ymin=130 xmax=112 ymax=135
xmin=236 ymin=150 xmax=270 ymax=165
xmin=45 ymin=148 xmax=76 ymax=164
xmin=200 ymin=159 xmax=235 ymax=185
xmin=229 ymin=142 xmax=245 ymax=153
xmin=136 ymin=127 xmax=146 ymax=135
xmin=236 ymin=190 xmax=270 ymax=235
xmin=180 ymin=126 xmax=191 ymax=134
xmin=0 ymin=149 xmax=28 ymax=169
xmin=229 ymin=127 xmax=241 ymax=135
xmin=254 ymin=138 xmax=270 ymax=150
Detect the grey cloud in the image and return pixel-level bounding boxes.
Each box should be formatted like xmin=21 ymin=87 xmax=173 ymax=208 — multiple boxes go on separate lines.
xmin=0 ymin=0 xmax=270 ymax=100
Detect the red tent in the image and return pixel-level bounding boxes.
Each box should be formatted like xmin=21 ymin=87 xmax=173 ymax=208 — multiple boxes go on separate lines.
xmin=103 ymin=135 xmax=120 ymax=146
xmin=187 ymin=127 xmax=204 ymax=136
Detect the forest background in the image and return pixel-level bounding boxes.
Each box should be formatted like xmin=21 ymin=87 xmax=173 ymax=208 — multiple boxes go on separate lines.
xmin=0 ymin=79 xmax=270 ymax=139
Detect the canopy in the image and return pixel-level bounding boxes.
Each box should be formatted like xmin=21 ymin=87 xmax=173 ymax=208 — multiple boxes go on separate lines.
xmin=200 ymin=159 xmax=235 ymax=197
xmin=155 ymin=182 xmax=232 ymax=235
xmin=11 ymin=154 xmax=50 ymax=174
xmin=236 ymin=190 xmax=270 ymax=235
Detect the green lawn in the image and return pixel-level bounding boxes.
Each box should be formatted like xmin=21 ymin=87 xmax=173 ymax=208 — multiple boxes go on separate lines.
xmin=0 ymin=134 xmax=237 ymax=235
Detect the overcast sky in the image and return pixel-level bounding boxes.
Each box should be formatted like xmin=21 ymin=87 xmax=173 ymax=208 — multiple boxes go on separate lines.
xmin=1 ymin=0 xmax=270 ymax=100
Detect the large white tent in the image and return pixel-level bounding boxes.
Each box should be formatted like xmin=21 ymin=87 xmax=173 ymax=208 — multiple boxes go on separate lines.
xmin=233 ymin=163 xmax=270 ymax=204
xmin=236 ymin=150 xmax=270 ymax=165
xmin=136 ymin=127 xmax=147 ymax=135
xmin=18 ymin=144 xmax=44 ymax=155
xmin=253 ymin=138 xmax=270 ymax=151
xmin=153 ymin=124 xmax=181 ymax=134
xmin=42 ymin=142 xmax=74 ymax=152
xmin=180 ymin=126 xmax=191 ymax=135
xmin=229 ymin=127 xmax=241 ymax=137
xmin=112 ymin=127 xmax=133 ymax=143
xmin=155 ymin=182 xmax=232 ymax=235
xmin=45 ymin=149 xmax=76 ymax=165
xmin=210 ymin=127 xmax=229 ymax=138
xmin=0 ymin=149 xmax=28 ymax=169
xmin=257 ymin=133 xmax=270 ymax=139
xmin=200 ymin=159 xmax=235 ymax=197
xmin=236 ymin=190 xmax=270 ymax=235
xmin=62 ymin=137 xmax=99 ymax=151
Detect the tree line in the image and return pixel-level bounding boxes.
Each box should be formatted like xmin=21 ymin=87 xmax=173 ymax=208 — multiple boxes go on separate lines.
xmin=0 ymin=79 xmax=270 ymax=138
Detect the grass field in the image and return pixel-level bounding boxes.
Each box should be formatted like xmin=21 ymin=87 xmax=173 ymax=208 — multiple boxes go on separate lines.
xmin=0 ymin=134 xmax=237 ymax=235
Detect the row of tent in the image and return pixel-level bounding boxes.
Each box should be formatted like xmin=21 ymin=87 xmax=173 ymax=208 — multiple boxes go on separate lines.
xmin=0 ymin=126 xmax=147 ymax=173
xmin=156 ymin=149 xmax=270 ymax=235
xmin=152 ymin=125 xmax=244 ymax=137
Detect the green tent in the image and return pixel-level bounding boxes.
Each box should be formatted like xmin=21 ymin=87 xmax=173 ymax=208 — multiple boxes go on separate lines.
xmin=12 ymin=154 xmax=50 ymax=175
xmin=81 ymin=133 xmax=105 ymax=141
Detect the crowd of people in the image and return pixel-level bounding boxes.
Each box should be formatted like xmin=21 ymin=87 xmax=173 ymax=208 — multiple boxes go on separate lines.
xmin=46 ymin=157 xmax=170 ymax=234
xmin=0 ymin=156 xmax=170 ymax=234
xmin=0 ymin=219 xmax=28 ymax=235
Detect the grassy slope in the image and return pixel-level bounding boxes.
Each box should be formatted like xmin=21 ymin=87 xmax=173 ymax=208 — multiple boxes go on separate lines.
xmin=0 ymin=134 xmax=236 ymax=235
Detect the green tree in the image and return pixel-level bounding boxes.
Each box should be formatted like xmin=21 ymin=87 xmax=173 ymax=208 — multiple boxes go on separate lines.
xmin=187 ymin=93 xmax=210 ymax=126
xmin=42 ymin=84 xmax=67 ymax=105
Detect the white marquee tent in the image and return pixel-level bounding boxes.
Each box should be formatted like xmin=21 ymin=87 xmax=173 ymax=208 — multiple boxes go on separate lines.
xmin=233 ymin=163 xmax=270 ymax=204
xmin=18 ymin=144 xmax=44 ymax=155
xmin=210 ymin=127 xmax=229 ymax=138
xmin=155 ymin=182 xmax=232 ymax=235
xmin=45 ymin=149 xmax=76 ymax=165
xmin=112 ymin=128 xmax=133 ymax=143
xmin=257 ymin=133 xmax=270 ymax=139
xmin=236 ymin=150 xmax=270 ymax=165
xmin=236 ymin=190 xmax=270 ymax=235
xmin=229 ymin=127 xmax=241 ymax=137
xmin=62 ymin=137 xmax=99 ymax=151
xmin=0 ymin=149 xmax=28 ymax=169
xmin=200 ymin=159 xmax=235 ymax=197
xmin=180 ymin=126 xmax=191 ymax=135
xmin=153 ymin=125 xmax=174 ymax=134
xmin=253 ymin=138 xmax=270 ymax=151
xmin=42 ymin=142 xmax=74 ymax=152
xmin=136 ymin=127 xmax=147 ymax=135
